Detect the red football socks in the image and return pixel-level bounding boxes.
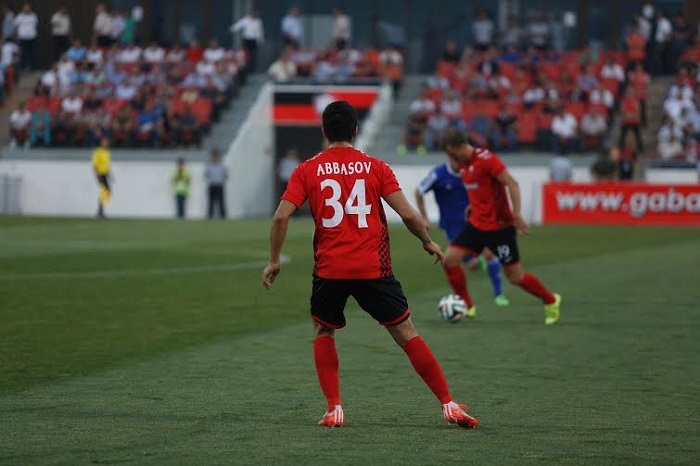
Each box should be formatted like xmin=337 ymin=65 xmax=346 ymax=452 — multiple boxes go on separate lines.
xmin=403 ymin=336 xmax=452 ymax=404
xmin=313 ymin=336 xmax=341 ymax=409
xmin=443 ymin=265 xmax=473 ymax=308
xmin=518 ymin=272 xmax=556 ymax=304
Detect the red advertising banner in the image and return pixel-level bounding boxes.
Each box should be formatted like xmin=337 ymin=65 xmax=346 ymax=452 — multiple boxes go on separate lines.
xmin=542 ymin=183 xmax=700 ymax=225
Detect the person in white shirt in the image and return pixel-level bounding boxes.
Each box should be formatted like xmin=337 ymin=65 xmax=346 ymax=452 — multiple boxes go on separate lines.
xmin=0 ymin=38 xmax=19 ymax=69
xmin=599 ymin=56 xmax=625 ymax=82
xmin=2 ymin=7 xmax=14 ymax=42
xmin=50 ymin=6 xmax=71 ymax=62
xmin=203 ymin=39 xmax=226 ymax=63
xmin=580 ymin=108 xmax=608 ymax=139
xmin=267 ymin=48 xmax=297 ymax=82
xmin=143 ymin=42 xmax=165 ymax=64
xmin=9 ymin=102 xmax=32 ymax=146
xmin=195 ymin=60 xmax=216 ymax=77
xmin=472 ymin=9 xmax=494 ymax=51
xmin=657 ymin=134 xmax=684 ymax=160
xmin=655 ymin=11 xmax=673 ymax=74
xmin=281 ymin=6 xmax=303 ymax=49
xmin=93 ymin=4 xmax=112 ymax=47
xmin=589 ymin=84 xmax=615 ymax=111
xmin=61 ymin=91 xmax=83 ymax=115
xmin=332 ymin=7 xmax=350 ymax=50
xmin=86 ymin=43 xmax=104 ymax=68
xmin=551 ymin=107 xmax=578 ymax=154
xmin=40 ymin=65 xmax=59 ymax=95
xmin=110 ymin=11 xmax=126 ymax=44
xmin=230 ymin=9 xmax=264 ymax=73
xmin=166 ymin=45 xmax=186 ymax=63
xmin=117 ymin=44 xmax=142 ymax=64
xmin=14 ymin=3 xmax=38 ymax=71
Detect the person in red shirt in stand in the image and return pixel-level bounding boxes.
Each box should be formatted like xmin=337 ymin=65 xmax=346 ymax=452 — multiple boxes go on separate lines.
xmin=619 ymin=86 xmax=644 ymax=152
xmin=441 ymin=129 xmax=561 ymax=325
xmin=262 ymin=101 xmax=479 ymax=430
xmin=625 ymin=23 xmax=646 ymax=67
xmin=628 ymin=62 xmax=650 ymax=127
xmin=185 ymin=38 xmax=204 ymax=64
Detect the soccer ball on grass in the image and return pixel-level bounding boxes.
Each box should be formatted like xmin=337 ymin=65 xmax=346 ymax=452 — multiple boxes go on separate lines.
xmin=437 ymin=294 xmax=467 ymax=323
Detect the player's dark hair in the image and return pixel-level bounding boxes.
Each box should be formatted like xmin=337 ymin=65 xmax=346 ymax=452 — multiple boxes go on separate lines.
xmin=322 ymin=100 xmax=358 ymax=143
xmin=441 ymin=128 xmax=468 ymax=149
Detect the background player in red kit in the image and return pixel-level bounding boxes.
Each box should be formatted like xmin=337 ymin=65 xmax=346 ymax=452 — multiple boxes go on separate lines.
xmin=262 ymin=101 xmax=478 ymax=429
xmin=440 ymin=129 xmax=562 ymax=325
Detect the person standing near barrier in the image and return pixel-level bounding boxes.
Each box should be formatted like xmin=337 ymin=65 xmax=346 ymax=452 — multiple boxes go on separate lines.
xmin=92 ymin=137 xmax=112 ymax=219
xmin=172 ymin=157 xmax=190 ymax=219
xmin=205 ymin=149 xmax=228 ymax=219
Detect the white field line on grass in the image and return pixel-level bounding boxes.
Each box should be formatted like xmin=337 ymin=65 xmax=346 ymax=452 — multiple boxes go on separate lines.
xmin=1 ymin=255 xmax=291 ymax=281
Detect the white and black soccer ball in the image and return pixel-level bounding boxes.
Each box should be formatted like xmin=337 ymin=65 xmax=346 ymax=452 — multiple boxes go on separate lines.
xmin=437 ymin=294 xmax=467 ymax=323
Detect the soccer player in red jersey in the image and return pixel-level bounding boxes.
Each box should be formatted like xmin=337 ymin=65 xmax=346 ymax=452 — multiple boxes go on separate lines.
xmin=440 ymin=129 xmax=562 ymax=325
xmin=262 ymin=101 xmax=478 ymax=429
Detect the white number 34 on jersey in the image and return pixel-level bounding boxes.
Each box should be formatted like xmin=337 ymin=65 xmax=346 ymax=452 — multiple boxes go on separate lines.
xmin=320 ymin=179 xmax=372 ymax=228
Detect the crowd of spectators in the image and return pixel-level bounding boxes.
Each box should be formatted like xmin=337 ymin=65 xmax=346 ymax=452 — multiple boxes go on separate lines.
xmin=656 ymin=43 xmax=700 ymax=163
xmin=398 ymin=42 xmax=646 ymax=156
xmin=8 ymin=38 xmax=245 ymax=148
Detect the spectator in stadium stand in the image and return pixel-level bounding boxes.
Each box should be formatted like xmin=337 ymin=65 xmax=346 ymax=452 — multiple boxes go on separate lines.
xmin=628 ymin=62 xmax=649 ymax=126
xmin=230 ymin=9 xmax=264 ymax=74
xmin=66 ymin=39 xmax=87 ymax=62
xmin=425 ymin=107 xmax=449 ymax=151
xmin=551 ymin=106 xmax=578 ymax=155
xmin=166 ymin=43 xmax=186 ymax=63
xmin=136 ymin=100 xmax=159 ymax=147
xmin=580 ymin=107 xmax=607 ymax=148
xmin=185 ymin=39 xmax=204 ymax=64
xmin=0 ymin=37 xmax=19 ymax=75
xmin=86 ymin=42 xmax=104 ymax=68
xmin=204 ymin=39 xmax=225 ymax=63
xmin=9 ymin=101 xmax=31 ymax=147
xmin=625 ymin=22 xmax=646 ymax=68
xmin=143 ymin=41 xmax=165 ymax=64
xmin=576 ymin=63 xmax=599 ymax=94
xmin=378 ymin=44 xmax=403 ymax=98
xmin=657 ymin=133 xmax=684 ymax=161
xmin=281 ymin=6 xmax=302 ymax=49
xmin=267 ymin=47 xmax=297 ymax=82
xmin=467 ymin=105 xmax=494 ymax=148
xmin=491 ymin=102 xmax=518 ymax=152
xmin=549 ymin=153 xmax=572 ymax=183
xmin=397 ymin=115 xmax=426 ymax=155
xmin=612 ymin=142 xmax=637 ymax=181
xmin=2 ymin=7 xmax=15 ymax=42
xmin=93 ymin=4 xmax=112 ymax=48
xmin=278 ymin=147 xmax=300 ymax=196
xmin=655 ymin=10 xmax=673 ymax=75
xmin=589 ymin=82 xmax=615 ymax=117
xmin=600 ymin=55 xmax=625 ymax=84
xmin=14 ymin=3 xmax=37 ymax=71
xmin=331 ymin=7 xmax=350 ymax=50
xmin=440 ymin=40 xmax=460 ymax=64
xmin=440 ymin=90 xmax=464 ymax=130
xmin=61 ymin=89 xmax=83 ymax=116
xmin=50 ymin=6 xmax=71 ymax=62
xmin=409 ymin=88 xmax=436 ymax=125
xmin=477 ymin=46 xmax=500 ymax=77
xmin=670 ymin=14 xmax=693 ymax=68
xmin=527 ymin=14 xmax=551 ymax=51
xmin=663 ymin=92 xmax=694 ymax=128
xmin=472 ymin=9 xmax=494 ymax=52
xmin=619 ymin=87 xmax=644 ymax=152
xmin=500 ymin=16 xmax=521 ymax=50
xmin=29 ymin=101 xmax=51 ymax=147
xmin=110 ymin=11 xmax=126 ymax=46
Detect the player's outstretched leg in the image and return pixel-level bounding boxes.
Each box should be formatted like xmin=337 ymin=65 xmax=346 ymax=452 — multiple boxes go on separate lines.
xmin=442 ymin=264 xmax=476 ymax=317
xmin=313 ymin=324 xmax=343 ymax=427
xmin=387 ymin=318 xmax=479 ymax=428
xmin=503 ymin=264 xmax=561 ymax=325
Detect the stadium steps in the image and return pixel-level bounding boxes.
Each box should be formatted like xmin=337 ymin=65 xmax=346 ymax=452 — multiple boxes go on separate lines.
xmin=367 ymin=75 xmax=427 ymax=156
xmin=0 ymin=71 xmax=43 ymax=150
xmin=201 ymin=74 xmax=270 ymax=152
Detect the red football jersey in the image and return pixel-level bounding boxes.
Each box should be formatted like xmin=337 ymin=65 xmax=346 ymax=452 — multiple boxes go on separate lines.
xmin=282 ymin=146 xmax=401 ymax=279
xmin=459 ymin=148 xmax=513 ymax=231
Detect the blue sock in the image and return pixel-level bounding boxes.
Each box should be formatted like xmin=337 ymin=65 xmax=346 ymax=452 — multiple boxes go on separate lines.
xmin=487 ymin=258 xmax=503 ymax=297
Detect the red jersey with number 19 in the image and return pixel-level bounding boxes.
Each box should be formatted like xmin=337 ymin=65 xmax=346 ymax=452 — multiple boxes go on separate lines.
xmin=282 ymin=146 xmax=401 ymax=279
xmin=459 ymin=148 xmax=514 ymax=231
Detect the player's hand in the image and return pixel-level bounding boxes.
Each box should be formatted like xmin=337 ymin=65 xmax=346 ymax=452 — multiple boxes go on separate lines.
xmin=514 ymin=214 xmax=530 ymax=235
xmin=421 ymin=216 xmax=431 ymax=231
xmin=262 ymin=261 xmax=281 ymax=290
xmin=423 ymin=240 xmax=444 ymax=265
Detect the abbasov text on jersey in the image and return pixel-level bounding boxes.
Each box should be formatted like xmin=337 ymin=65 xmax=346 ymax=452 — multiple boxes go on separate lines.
xmin=316 ymin=161 xmax=373 ymax=176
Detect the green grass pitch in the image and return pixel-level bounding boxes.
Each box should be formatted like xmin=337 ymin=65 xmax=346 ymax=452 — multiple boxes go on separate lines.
xmin=1 ymin=217 xmax=699 ymax=465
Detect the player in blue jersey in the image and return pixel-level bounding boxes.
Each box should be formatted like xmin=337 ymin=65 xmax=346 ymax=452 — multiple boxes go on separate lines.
xmin=415 ymin=158 xmax=509 ymax=317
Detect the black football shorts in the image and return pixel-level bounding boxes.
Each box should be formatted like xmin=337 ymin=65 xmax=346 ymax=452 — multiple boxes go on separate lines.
xmin=451 ymin=223 xmax=521 ymax=265
xmin=310 ymin=275 xmax=410 ymax=329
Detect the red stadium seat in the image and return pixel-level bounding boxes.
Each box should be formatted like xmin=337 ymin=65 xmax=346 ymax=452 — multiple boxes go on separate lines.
xmin=566 ymin=102 xmax=588 ymax=121
xmin=436 ymin=61 xmax=456 ymax=78
xmin=516 ymin=111 xmax=537 ymax=144
xmin=191 ymin=98 xmax=212 ymax=126
xmin=26 ymin=96 xmax=48 ymax=112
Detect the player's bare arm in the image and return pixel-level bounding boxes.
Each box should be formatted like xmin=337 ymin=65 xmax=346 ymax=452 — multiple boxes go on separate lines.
xmin=496 ymin=169 xmax=529 ymax=235
xmin=263 ymin=200 xmax=297 ymax=289
xmin=413 ymin=188 xmax=431 ymax=230
xmin=385 ymin=190 xmax=444 ymax=264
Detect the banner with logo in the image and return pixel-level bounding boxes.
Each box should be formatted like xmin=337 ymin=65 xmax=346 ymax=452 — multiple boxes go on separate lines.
xmin=542 ymin=183 xmax=700 ymax=225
